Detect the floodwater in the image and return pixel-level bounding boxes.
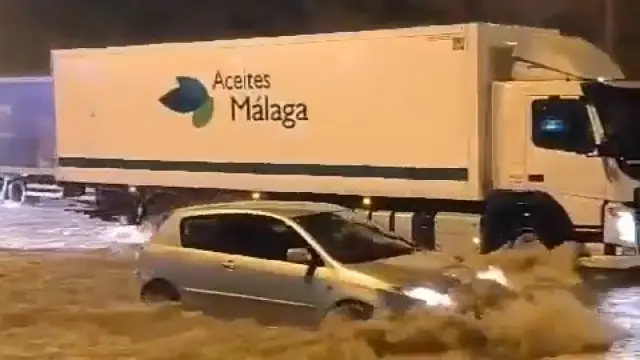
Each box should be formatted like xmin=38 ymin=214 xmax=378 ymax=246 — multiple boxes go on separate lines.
xmin=0 ymin=201 xmax=639 ymax=359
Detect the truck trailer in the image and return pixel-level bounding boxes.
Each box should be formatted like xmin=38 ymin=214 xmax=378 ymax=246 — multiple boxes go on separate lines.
xmin=51 ymin=23 xmax=640 ymax=259
xmin=0 ymin=76 xmax=61 ymax=203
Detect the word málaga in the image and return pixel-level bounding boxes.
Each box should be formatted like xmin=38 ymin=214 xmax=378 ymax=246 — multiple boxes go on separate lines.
xmin=213 ymin=70 xmax=308 ymax=129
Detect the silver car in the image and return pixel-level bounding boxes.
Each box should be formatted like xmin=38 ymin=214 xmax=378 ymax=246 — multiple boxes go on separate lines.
xmin=136 ymin=200 xmax=503 ymax=325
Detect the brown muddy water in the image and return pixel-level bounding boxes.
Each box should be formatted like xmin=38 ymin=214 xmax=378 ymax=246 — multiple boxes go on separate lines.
xmin=0 ymin=244 xmax=635 ymax=360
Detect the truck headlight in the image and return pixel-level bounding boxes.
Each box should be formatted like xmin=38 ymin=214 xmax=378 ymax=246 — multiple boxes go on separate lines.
xmin=403 ymin=287 xmax=453 ymax=307
xmin=604 ymin=204 xmax=637 ymax=246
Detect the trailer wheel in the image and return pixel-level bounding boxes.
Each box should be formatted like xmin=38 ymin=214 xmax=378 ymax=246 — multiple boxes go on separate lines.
xmin=144 ymin=192 xmax=180 ymax=217
xmin=119 ymin=198 xmax=145 ymax=226
xmin=6 ymin=180 xmax=26 ymax=204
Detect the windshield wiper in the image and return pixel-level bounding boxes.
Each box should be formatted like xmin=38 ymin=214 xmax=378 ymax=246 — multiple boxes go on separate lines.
xmin=353 ymin=220 xmax=417 ymax=247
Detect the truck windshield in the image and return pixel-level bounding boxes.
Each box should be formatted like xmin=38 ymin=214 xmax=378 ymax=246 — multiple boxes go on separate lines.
xmin=583 ymin=81 xmax=640 ymax=179
xmin=294 ymin=211 xmax=416 ymax=264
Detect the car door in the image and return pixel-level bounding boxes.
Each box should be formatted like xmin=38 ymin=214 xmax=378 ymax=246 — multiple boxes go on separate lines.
xmin=173 ymin=213 xmax=252 ymax=316
xmin=217 ymin=213 xmax=334 ymax=326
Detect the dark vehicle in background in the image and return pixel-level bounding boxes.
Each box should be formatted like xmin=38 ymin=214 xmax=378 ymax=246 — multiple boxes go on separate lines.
xmin=0 ymin=76 xmax=60 ymax=203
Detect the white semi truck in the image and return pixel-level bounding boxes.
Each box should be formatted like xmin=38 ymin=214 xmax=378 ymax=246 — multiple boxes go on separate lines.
xmin=50 ymin=23 xmax=640 ymax=259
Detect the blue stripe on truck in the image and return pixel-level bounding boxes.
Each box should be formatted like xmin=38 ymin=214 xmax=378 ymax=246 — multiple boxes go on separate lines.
xmin=57 ymin=157 xmax=468 ymax=181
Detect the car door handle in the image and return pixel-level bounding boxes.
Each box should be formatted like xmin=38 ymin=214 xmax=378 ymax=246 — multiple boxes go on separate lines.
xmin=222 ymin=260 xmax=235 ymax=270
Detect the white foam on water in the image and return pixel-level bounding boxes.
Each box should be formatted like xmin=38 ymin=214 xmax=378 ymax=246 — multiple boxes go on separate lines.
xmin=0 ymin=201 xmax=150 ymax=251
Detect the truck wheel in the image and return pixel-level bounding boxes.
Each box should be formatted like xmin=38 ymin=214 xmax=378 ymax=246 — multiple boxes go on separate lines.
xmin=481 ymin=191 xmax=570 ymax=253
xmin=486 ymin=221 xmax=543 ymax=252
xmin=510 ymin=232 xmax=543 ymax=249
xmin=483 ymin=210 xmax=556 ymax=253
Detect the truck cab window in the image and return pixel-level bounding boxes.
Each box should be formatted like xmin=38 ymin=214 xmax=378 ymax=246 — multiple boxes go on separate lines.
xmin=531 ymin=98 xmax=595 ymax=153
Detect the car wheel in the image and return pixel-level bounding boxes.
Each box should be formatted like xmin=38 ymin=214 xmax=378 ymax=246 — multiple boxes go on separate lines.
xmin=140 ymin=280 xmax=180 ymax=304
xmin=326 ymin=301 xmax=374 ymax=321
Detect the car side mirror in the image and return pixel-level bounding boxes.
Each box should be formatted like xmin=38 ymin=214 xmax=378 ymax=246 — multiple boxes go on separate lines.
xmin=287 ymin=248 xmax=312 ymax=264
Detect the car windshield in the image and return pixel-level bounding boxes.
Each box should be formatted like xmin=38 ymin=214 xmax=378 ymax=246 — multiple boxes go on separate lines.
xmin=294 ymin=211 xmax=417 ymax=264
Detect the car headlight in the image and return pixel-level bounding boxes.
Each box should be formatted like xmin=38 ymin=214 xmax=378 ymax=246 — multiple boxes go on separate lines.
xmin=403 ymin=287 xmax=454 ymax=307
xmin=604 ymin=204 xmax=637 ymax=247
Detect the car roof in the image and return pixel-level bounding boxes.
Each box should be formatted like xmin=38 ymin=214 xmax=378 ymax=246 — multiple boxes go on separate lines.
xmin=173 ymin=200 xmax=347 ymax=219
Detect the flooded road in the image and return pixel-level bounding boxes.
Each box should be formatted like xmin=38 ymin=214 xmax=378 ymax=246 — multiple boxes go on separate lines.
xmin=0 ymin=201 xmax=639 ymax=359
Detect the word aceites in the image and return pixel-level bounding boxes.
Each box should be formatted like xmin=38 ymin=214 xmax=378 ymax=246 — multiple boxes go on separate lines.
xmin=213 ymin=70 xmax=308 ymax=129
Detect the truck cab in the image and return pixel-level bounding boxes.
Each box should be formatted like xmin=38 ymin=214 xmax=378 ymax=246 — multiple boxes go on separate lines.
xmin=490 ymin=32 xmax=640 ymax=255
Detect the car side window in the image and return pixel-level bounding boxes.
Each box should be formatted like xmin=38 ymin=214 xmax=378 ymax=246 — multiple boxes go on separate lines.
xmin=180 ymin=215 xmax=234 ymax=253
xmin=531 ymin=98 xmax=595 ymax=153
xmin=180 ymin=213 xmax=316 ymax=264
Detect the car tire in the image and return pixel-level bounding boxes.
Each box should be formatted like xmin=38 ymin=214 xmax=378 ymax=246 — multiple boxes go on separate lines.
xmin=325 ymin=301 xmax=374 ymax=321
xmin=140 ymin=280 xmax=180 ymax=304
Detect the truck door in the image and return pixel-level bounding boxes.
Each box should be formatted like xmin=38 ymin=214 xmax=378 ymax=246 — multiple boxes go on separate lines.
xmin=522 ymin=84 xmax=607 ymax=227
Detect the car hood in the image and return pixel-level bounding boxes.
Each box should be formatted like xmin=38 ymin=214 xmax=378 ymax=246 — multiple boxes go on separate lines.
xmin=344 ymin=251 xmax=465 ymax=290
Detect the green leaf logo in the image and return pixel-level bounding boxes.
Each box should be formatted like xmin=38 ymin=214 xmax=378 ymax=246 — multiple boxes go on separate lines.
xmin=192 ymin=97 xmax=214 ymax=128
xmin=159 ymin=76 xmax=215 ymax=128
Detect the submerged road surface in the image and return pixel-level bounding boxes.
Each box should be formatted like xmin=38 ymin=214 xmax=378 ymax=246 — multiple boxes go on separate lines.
xmin=0 ymin=200 xmax=639 ymax=359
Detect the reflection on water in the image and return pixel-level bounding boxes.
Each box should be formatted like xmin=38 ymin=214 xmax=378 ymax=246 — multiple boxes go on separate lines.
xmin=600 ymin=286 xmax=640 ymax=357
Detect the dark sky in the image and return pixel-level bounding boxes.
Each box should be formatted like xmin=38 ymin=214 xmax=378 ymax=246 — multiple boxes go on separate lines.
xmin=0 ymin=0 xmax=322 ymax=74
xmin=0 ymin=0 xmax=455 ymax=74
xmin=0 ymin=0 xmax=638 ymax=77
